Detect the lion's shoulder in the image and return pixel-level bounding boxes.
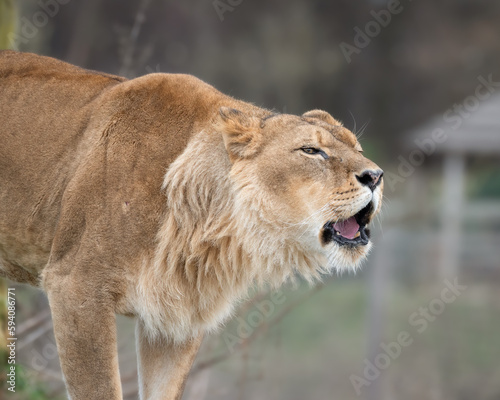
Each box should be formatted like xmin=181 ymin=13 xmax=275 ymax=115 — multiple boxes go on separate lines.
xmin=115 ymin=72 xmax=227 ymax=111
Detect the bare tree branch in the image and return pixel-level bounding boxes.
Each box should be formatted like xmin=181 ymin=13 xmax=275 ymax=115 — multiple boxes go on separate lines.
xmin=18 ymin=319 xmax=53 ymax=350
xmin=17 ymin=308 xmax=51 ymax=336
xmin=119 ymin=0 xmax=153 ymax=78
xmin=191 ymin=284 xmax=325 ymax=375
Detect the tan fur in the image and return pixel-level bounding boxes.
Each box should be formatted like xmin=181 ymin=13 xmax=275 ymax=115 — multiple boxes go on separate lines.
xmin=0 ymin=51 xmax=383 ymax=399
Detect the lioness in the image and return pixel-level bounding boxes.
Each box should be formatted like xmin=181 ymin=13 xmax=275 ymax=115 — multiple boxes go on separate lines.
xmin=0 ymin=51 xmax=383 ymax=399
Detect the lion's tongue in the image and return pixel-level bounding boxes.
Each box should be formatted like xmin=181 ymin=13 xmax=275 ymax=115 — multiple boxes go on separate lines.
xmin=333 ymin=217 xmax=359 ymax=240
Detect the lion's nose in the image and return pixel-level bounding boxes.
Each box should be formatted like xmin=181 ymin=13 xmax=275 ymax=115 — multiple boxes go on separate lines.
xmin=356 ymin=169 xmax=383 ymax=191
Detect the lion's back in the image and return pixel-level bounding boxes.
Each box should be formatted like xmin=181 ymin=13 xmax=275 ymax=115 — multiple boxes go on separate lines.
xmin=0 ymin=52 xmax=124 ymax=277
xmin=0 ymin=52 xmax=238 ymax=284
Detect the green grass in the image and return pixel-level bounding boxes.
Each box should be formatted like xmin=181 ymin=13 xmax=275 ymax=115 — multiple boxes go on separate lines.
xmin=197 ymin=278 xmax=500 ymax=399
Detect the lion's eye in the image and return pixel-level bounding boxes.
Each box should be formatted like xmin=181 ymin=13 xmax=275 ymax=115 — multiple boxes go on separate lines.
xmin=300 ymin=147 xmax=329 ymax=159
xmin=302 ymin=147 xmax=318 ymax=154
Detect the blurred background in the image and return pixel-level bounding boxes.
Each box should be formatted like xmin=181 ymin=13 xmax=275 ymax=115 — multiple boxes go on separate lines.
xmin=1 ymin=0 xmax=499 ymax=399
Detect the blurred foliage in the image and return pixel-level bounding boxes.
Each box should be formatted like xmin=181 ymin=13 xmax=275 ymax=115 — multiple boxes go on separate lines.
xmin=0 ymin=0 xmax=16 ymax=49
xmin=1 ymin=363 xmax=57 ymax=400
xmin=7 ymin=0 xmax=500 ymax=162
xmin=468 ymin=163 xmax=500 ymax=199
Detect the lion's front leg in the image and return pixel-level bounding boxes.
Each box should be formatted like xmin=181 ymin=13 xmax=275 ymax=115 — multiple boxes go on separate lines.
xmin=45 ymin=269 xmax=123 ymax=400
xmin=136 ymin=321 xmax=203 ymax=400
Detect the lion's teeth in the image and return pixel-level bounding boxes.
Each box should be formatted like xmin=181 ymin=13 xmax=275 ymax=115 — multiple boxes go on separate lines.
xmin=354 ymin=232 xmax=361 ymax=238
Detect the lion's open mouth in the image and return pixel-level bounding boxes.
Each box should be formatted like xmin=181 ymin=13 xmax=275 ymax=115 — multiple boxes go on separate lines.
xmin=321 ymin=202 xmax=373 ymax=247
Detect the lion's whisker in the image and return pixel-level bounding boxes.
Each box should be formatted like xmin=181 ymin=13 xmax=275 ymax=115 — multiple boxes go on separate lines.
xmin=355 ymin=119 xmax=371 ymax=140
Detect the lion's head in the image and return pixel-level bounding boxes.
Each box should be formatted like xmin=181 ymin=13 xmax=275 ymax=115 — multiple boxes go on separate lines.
xmin=144 ymin=97 xmax=384 ymax=341
xmin=219 ymin=107 xmax=383 ymax=273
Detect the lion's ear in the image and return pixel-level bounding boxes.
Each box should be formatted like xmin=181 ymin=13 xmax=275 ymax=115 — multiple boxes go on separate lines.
xmin=219 ymin=107 xmax=261 ymax=161
xmin=302 ymin=109 xmax=342 ymax=126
